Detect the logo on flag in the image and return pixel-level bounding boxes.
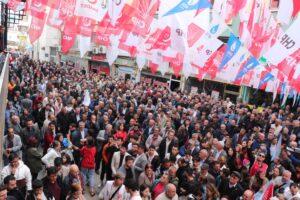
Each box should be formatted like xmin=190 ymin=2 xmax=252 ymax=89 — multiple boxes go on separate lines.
xmin=163 ymin=0 xmax=211 ymax=16
xmin=235 ymin=56 xmax=259 ymax=81
xmin=219 ymin=33 xmax=241 ymax=70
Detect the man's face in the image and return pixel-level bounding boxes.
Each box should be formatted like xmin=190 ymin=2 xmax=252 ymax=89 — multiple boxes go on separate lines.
xmin=49 ymin=174 xmax=57 ymax=184
xmin=229 ymin=175 xmax=239 ymax=185
xmin=7 ymin=128 xmax=14 ymax=138
xmin=126 ymin=160 xmax=133 ymax=168
xmin=10 ymin=158 xmax=19 ymax=168
xmin=166 ymin=187 xmax=176 ymax=198
xmin=243 ymin=190 xmax=254 ymax=200
xmin=114 ymin=177 xmax=124 ymax=186
xmin=27 ymin=121 xmax=33 ymax=128
xmin=7 ymin=179 xmax=17 ymax=190
xmin=291 ymin=185 xmax=299 ymax=195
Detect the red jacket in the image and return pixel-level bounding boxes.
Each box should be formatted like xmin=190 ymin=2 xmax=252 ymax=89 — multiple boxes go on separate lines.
xmin=80 ymin=146 xmax=96 ymax=169
xmin=44 ymin=131 xmax=54 ymax=154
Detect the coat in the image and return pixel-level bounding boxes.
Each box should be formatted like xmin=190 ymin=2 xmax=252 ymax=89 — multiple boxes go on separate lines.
xmin=218 ymin=179 xmax=243 ymax=200
xmin=111 ymin=151 xmax=130 ymax=176
xmin=3 ymin=134 xmax=22 ymax=159
xmin=158 ymin=138 xmax=177 ymax=160
xmin=26 ymin=147 xmax=43 ymax=174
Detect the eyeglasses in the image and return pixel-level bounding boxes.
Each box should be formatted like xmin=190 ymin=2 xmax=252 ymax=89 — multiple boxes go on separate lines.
xmin=259 ymin=154 xmax=265 ymax=158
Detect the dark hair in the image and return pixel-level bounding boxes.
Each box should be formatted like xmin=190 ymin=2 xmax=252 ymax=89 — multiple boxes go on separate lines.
xmin=54 ymin=157 xmax=63 ymax=167
xmin=148 ymin=145 xmax=156 ymax=150
xmin=52 ymin=140 xmax=60 ymax=149
xmin=3 ymin=175 xmax=16 ymax=185
xmin=86 ymin=137 xmax=94 ymax=147
xmin=125 ymin=155 xmax=134 ymax=162
xmin=124 ymin=179 xmax=139 ymax=191
xmin=140 ymin=184 xmax=149 ymax=196
xmin=54 ymin=133 xmax=63 ymax=141
xmin=47 ymin=166 xmax=57 ymax=176
xmin=8 ymin=153 xmax=19 ymax=162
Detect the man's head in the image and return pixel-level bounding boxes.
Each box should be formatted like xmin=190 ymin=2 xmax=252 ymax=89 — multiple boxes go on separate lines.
xmin=47 ymin=167 xmax=58 ymax=184
xmin=3 ymin=175 xmax=17 ymax=191
xmin=7 ymin=127 xmax=14 ymax=139
xmin=32 ymin=179 xmax=44 ymax=197
xmin=290 ymin=183 xmax=299 ymax=195
xmin=114 ymin=173 xmax=125 ymax=186
xmin=229 ymin=171 xmax=241 ymax=185
xmin=8 ymin=153 xmax=19 ymax=168
xmin=242 ymin=189 xmax=254 ymax=200
xmin=282 ymin=170 xmax=291 ymax=183
xmin=69 ymin=164 xmax=80 ymax=178
xmin=125 ymin=156 xmax=134 ymax=168
xmin=165 ymin=184 xmax=177 ymax=199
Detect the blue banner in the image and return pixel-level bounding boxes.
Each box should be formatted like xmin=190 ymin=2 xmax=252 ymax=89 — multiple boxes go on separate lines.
xmin=163 ymin=0 xmax=211 ymax=16
xmin=219 ymin=33 xmax=241 ymax=70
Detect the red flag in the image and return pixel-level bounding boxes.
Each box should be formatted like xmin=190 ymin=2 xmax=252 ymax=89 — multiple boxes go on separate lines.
xmin=292 ymin=0 xmax=300 ymax=17
xmin=170 ymin=53 xmax=183 ymax=77
xmin=146 ymin=26 xmax=171 ymax=51
xmin=28 ymin=0 xmax=47 ymax=19
xmin=231 ymin=0 xmax=247 ymax=17
xmin=262 ymin=183 xmax=274 ymax=200
xmin=149 ymin=61 xmax=159 ymax=74
xmin=247 ymin=0 xmax=256 ymax=33
xmin=187 ymin=23 xmax=205 ymax=48
xmin=47 ymin=0 xmax=60 ymax=9
xmin=98 ymin=13 xmax=121 ymax=35
xmin=29 ymin=16 xmax=46 ymax=44
xmin=92 ymin=33 xmax=110 ymax=47
xmin=277 ymin=49 xmax=300 ymax=80
xmin=77 ymin=17 xmax=95 ymax=37
xmin=117 ymin=0 xmax=159 ymax=36
xmin=203 ymin=45 xmax=226 ymax=79
xmin=61 ymin=17 xmax=77 ymax=54
xmin=58 ymin=0 xmax=76 ymax=20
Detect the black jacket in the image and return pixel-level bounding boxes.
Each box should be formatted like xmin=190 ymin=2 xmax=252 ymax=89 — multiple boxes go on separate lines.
xmin=218 ymin=179 xmax=244 ymax=200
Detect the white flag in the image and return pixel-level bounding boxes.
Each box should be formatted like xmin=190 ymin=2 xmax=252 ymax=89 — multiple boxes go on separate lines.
xmin=108 ymin=0 xmax=127 ymax=25
xmin=277 ymin=0 xmax=293 ymax=25
xmin=78 ymin=35 xmax=91 ymax=57
xmin=82 ymin=90 xmax=91 ymax=107
xmin=262 ymin=16 xmax=300 ymax=65
xmin=75 ymin=0 xmax=107 ymax=21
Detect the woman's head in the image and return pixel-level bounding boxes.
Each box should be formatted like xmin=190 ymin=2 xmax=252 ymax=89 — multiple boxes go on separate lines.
xmin=140 ymin=184 xmax=150 ymax=198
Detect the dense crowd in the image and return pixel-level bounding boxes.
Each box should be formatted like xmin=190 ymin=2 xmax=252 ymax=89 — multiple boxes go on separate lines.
xmin=1 ymin=54 xmax=300 ymax=200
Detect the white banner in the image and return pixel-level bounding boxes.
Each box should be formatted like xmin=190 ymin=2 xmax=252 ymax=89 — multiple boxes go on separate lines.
xmin=263 ymin=16 xmax=300 ymax=65
xmin=75 ymin=0 xmax=107 ymax=21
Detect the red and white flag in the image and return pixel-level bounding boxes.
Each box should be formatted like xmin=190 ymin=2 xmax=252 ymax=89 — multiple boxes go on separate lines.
xmin=277 ymin=0 xmax=300 ymax=25
xmin=58 ymin=0 xmax=77 ymax=20
xmin=47 ymin=0 xmax=60 ymax=9
xmin=28 ymin=0 xmax=47 ymax=19
xmin=47 ymin=9 xmax=64 ymax=30
xmin=75 ymin=0 xmax=107 ymax=21
xmin=29 ymin=16 xmax=46 ymax=44
xmin=77 ymin=17 xmax=95 ymax=37
xmin=108 ymin=0 xmax=127 ymax=25
xmin=61 ymin=17 xmax=77 ymax=53
xmin=7 ymin=0 xmax=25 ymax=11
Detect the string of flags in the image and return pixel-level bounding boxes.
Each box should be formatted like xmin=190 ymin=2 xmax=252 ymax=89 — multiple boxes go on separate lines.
xmin=1 ymin=0 xmax=300 ymax=104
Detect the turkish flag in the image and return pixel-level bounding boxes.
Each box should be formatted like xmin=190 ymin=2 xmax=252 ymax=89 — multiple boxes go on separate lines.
xmin=61 ymin=17 xmax=77 ymax=53
xmin=29 ymin=16 xmax=46 ymax=44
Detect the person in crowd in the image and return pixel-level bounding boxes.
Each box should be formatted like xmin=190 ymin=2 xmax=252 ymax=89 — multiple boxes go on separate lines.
xmin=3 ymin=56 xmax=300 ymax=200
xmin=124 ymin=179 xmax=142 ymax=200
xmin=25 ymin=136 xmax=42 ymax=181
xmin=42 ymin=167 xmax=62 ymax=200
xmin=156 ymin=183 xmax=178 ymax=200
xmin=3 ymin=175 xmax=24 ymax=200
xmin=26 ymin=179 xmax=54 ymax=200
xmin=1 ymin=153 xmax=32 ymax=194
xmin=3 ymin=127 xmax=22 ymax=165
xmin=99 ymin=173 xmax=127 ymax=200
xmin=41 ymin=140 xmax=61 ymax=168
xmin=78 ymin=137 xmax=96 ymax=196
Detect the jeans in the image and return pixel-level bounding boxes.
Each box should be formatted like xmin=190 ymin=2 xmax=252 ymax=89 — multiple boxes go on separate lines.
xmin=81 ymin=168 xmax=95 ymax=189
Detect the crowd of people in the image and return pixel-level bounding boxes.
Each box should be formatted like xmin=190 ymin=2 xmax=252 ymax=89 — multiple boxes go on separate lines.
xmin=1 ymin=54 xmax=300 ymax=200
